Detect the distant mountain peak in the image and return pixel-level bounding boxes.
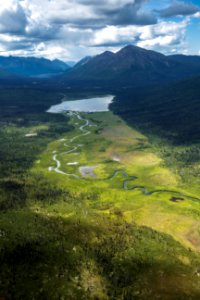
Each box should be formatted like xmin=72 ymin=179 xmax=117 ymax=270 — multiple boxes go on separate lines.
xmin=102 ymin=50 xmax=114 ymax=55
xmin=117 ymin=44 xmax=165 ymax=58
xmin=62 ymin=45 xmax=200 ymax=88
xmin=118 ymin=44 xmax=143 ymax=52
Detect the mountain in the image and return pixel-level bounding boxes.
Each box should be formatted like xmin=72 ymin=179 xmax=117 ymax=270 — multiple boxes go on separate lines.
xmin=169 ymin=54 xmax=200 ymax=68
xmin=73 ymin=56 xmax=92 ymax=68
xmin=65 ymin=61 xmax=77 ymax=67
xmin=111 ymin=75 xmax=200 ymax=144
xmin=0 ymin=68 xmax=16 ymax=78
xmin=61 ymin=45 xmax=200 ymax=88
xmin=50 ymin=59 xmax=69 ymax=71
xmin=0 ymin=56 xmax=70 ymax=77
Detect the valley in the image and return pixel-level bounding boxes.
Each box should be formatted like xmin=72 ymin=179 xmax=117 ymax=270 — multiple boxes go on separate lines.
xmin=1 ymin=90 xmax=200 ymax=299
xmin=1 ymin=0 xmax=200 ymax=297
xmin=33 ymin=102 xmax=200 ymax=251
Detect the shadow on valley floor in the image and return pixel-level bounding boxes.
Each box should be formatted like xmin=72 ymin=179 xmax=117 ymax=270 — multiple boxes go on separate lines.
xmin=111 ymin=76 xmax=200 ymax=146
xmin=1 ymin=208 xmax=200 ymax=300
xmin=111 ymin=81 xmax=200 ymax=193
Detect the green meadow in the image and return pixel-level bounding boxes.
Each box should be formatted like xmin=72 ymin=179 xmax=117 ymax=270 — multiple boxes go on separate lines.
xmin=32 ymin=111 xmax=200 ymax=250
xmin=1 ymin=90 xmax=200 ymax=299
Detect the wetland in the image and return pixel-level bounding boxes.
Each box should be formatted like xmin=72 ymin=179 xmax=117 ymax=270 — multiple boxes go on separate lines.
xmin=1 ymin=89 xmax=200 ymax=300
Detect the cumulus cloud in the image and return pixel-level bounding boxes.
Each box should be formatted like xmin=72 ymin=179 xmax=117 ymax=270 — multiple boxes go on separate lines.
xmin=0 ymin=0 xmax=28 ymax=34
xmin=193 ymin=11 xmax=200 ymax=18
xmin=103 ymin=2 xmax=157 ymax=26
xmin=0 ymin=0 xmax=196 ymax=60
xmin=157 ymin=1 xmax=200 ymax=18
xmin=91 ymin=19 xmax=188 ymax=54
xmin=47 ymin=0 xmax=157 ymax=28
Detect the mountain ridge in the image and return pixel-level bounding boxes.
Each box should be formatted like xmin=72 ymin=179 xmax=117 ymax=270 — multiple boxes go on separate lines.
xmin=0 ymin=56 xmax=70 ymax=78
xmin=61 ymin=45 xmax=200 ymax=88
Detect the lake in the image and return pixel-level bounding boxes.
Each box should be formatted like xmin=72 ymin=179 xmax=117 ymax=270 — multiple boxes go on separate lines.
xmin=47 ymin=95 xmax=114 ymax=113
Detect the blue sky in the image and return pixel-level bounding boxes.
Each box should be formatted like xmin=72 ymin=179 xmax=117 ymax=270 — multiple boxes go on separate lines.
xmin=0 ymin=0 xmax=199 ymax=61
xmin=187 ymin=17 xmax=200 ymax=53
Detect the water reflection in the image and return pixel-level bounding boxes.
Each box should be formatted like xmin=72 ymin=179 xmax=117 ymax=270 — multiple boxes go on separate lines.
xmin=47 ymin=95 xmax=114 ymax=113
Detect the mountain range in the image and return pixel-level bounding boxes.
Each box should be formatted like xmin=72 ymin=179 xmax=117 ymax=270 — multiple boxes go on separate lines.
xmin=1 ymin=45 xmax=200 ymax=88
xmin=61 ymin=45 xmax=200 ymax=88
xmin=0 ymin=56 xmax=70 ymax=78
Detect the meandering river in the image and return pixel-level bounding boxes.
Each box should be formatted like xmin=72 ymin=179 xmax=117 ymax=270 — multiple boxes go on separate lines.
xmin=47 ymin=95 xmax=200 ymax=202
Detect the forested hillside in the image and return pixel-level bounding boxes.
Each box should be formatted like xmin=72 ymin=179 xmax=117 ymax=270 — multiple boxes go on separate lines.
xmin=111 ymin=76 xmax=200 ymax=195
xmin=112 ymin=76 xmax=200 ymax=143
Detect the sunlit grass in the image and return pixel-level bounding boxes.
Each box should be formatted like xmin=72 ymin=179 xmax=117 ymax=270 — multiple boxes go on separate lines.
xmin=29 ymin=110 xmax=200 ymax=252
xmin=1 ymin=103 xmax=200 ymax=299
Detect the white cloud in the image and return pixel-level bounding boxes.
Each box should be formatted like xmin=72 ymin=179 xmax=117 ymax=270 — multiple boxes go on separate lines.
xmin=138 ymin=35 xmax=177 ymax=47
xmin=157 ymin=1 xmax=200 ymax=18
xmin=137 ymin=19 xmax=188 ymax=51
xmin=0 ymin=0 xmax=27 ymax=34
xmin=91 ymin=20 xmax=188 ymax=54
xmin=0 ymin=0 xmax=194 ymax=60
xmin=194 ymin=12 xmax=200 ymax=18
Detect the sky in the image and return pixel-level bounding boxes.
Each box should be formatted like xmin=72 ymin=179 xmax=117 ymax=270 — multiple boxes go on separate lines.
xmin=0 ymin=0 xmax=200 ymax=61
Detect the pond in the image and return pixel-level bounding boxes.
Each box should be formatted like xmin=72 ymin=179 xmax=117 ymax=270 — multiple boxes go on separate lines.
xmin=47 ymin=95 xmax=114 ymax=113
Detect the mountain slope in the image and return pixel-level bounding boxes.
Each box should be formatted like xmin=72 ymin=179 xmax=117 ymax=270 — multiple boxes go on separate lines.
xmin=73 ymin=56 xmax=92 ymax=69
xmin=169 ymin=54 xmax=200 ymax=68
xmin=111 ymin=75 xmax=200 ymax=144
xmin=0 ymin=68 xmax=16 ymax=78
xmin=0 ymin=56 xmax=70 ymax=77
xmin=61 ymin=45 xmax=200 ymax=88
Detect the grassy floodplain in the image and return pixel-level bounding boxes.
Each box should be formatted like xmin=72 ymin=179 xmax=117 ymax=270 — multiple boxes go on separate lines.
xmin=1 ymin=90 xmax=200 ymax=299
xmin=33 ymin=111 xmax=200 ymax=250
